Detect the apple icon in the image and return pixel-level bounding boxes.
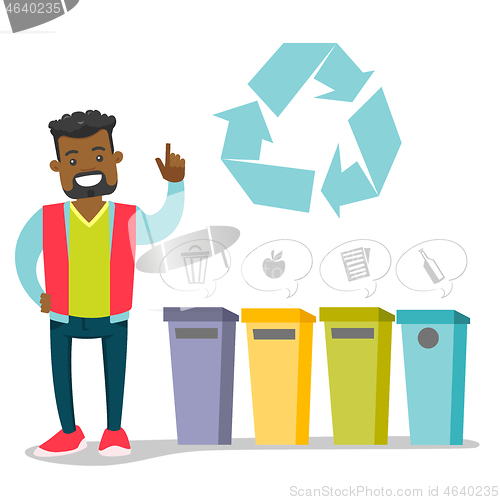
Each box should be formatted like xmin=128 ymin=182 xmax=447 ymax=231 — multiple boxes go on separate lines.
xmin=263 ymin=251 xmax=285 ymax=279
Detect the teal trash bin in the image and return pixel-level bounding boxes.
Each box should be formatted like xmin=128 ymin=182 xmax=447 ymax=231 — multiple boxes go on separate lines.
xmin=397 ymin=310 xmax=470 ymax=445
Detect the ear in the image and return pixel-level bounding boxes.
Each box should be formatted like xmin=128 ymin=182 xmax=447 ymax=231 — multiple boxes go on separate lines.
xmin=50 ymin=160 xmax=61 ymax=172
xmin=113 ymin=151 xmax=123 ymax=164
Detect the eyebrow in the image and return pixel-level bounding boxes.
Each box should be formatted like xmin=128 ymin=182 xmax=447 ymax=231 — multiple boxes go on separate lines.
xmin=65 ymin=150 xmax=78 ymax=156
xmin=92 ymin=146 xmax=105 ymax=151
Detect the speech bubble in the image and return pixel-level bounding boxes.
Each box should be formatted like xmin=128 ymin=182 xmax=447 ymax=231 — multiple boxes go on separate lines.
xmin=242 ymin=240 xmax=313 ymax=297
xmin=320 ymin=239 xmax=391 ymax=297
xmin=396 ymin=239 xmax=467 ymax=297
xmin=159 ymin=238 xmax=231 ymax=297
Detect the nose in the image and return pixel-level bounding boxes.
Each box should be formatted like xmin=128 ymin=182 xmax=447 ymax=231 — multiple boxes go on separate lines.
xmin=80 ymin=166 xmax=96 ymax=172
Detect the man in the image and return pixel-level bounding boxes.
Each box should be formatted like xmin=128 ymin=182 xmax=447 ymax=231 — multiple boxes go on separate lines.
xmin=15 ymin=110 xmax=185 ymax=457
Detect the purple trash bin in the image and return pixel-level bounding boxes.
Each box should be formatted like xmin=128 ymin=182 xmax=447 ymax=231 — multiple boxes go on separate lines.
xmin=163 ymin=307 xmax=239 ymax=445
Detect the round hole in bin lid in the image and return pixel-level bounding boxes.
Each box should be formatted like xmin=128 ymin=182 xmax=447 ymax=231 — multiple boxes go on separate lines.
xmin=418 ymin=328 xmax=439 ymax=349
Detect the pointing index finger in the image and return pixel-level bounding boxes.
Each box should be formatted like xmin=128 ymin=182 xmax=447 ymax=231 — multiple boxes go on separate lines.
xmin=166 ymin=143 xmax=171 ymax=167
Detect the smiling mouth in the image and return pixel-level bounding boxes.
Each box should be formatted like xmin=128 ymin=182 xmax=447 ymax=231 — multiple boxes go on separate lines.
xmin=74 ymin=173 xmax=103 ymax=187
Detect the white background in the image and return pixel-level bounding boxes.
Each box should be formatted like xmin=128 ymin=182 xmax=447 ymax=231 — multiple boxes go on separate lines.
xmin=1 ymin=0 xmax=499 ymax=498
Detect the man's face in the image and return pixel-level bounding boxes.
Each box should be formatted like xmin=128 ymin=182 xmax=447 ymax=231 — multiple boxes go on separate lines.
xmin=50 ymin=129 xmax=123 ymax=199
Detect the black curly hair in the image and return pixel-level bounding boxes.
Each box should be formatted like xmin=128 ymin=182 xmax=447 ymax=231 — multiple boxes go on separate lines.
xmin=49 ymin=110 xmax=116 ymax=160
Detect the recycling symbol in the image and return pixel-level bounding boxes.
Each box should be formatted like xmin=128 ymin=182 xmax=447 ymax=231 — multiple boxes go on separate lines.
xmin=216 ymin=43 xmax=401 ymax=216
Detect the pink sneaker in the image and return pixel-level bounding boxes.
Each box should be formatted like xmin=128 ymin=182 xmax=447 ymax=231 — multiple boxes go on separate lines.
xmin=34 ymin=426 xmax=87 ymax=457
xmin=98 ymin=428 xmax=131 ymax=457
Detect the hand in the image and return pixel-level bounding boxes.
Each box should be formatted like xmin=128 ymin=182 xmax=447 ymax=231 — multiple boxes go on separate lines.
xmin=40 ymin=293 xmax=51 ymax=313
xmin=155 ymin=143 xmax=185 ymax=183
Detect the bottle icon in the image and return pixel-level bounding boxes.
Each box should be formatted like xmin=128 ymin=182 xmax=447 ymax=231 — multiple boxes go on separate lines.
xmin=419 ymin=249 xmax=444 ymax=284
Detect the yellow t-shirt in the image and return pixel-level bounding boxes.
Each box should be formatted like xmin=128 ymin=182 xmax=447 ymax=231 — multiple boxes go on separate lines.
xmin=68 ymin=202 xmax=110 ymax=318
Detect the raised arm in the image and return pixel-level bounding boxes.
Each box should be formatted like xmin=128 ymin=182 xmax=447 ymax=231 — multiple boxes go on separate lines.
xmin=136 ymin=143 xmax=186 ymax=245
xmin=15 ymin=208 xmax=46 ymax=308
xmin=136 ymin=180 xmax=185 ymax=245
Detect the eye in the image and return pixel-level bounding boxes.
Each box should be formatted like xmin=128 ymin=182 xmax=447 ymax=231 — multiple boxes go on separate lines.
xmin=70 ymin=158 xmax=77 ymax=166
xmin=96 ymin=155 xmax=103 ymax=162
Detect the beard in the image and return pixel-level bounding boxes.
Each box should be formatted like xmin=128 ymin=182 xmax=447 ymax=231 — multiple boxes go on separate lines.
xmin=63 ymin=171 xmax=117 ymax=199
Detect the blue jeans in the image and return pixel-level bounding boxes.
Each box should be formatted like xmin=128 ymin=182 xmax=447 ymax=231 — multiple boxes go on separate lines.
xmin=50 ymin=316 xmax=128 ymax=433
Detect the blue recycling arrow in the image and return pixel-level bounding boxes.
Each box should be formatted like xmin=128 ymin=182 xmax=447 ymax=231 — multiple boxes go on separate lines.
xmin=349 ymin=88 xmax=401 ymax=192
xmin=321 ymin=146 xmax=378 ymax=217
xmin=215 ymin=102 xmax=272 ymax=161
xmin=217 ymin=45 xmax=401 ymax=215
xmin=322 ymin=88 xmax=401 ymax=216
xmin=249 ymin=43 xmax=335 ymax=117
xmin=314 ymin=44 xmax=373 ymax=101
xmin=222 ymin=160 xmax=315 ymax=212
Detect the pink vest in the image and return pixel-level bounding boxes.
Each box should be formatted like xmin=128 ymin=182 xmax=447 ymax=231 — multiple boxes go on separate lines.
xmin=42 ymin=202 xmax=137 ymax=317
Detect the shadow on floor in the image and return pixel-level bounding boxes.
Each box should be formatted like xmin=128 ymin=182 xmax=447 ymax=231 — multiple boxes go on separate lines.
xmin=25 ymin=437 xmax=479 ymax=467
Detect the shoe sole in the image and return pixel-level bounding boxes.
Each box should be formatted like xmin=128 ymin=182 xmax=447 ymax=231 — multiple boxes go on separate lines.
xmin=34 ymin=439 xmax=87 ymax=457
xmin=98 ymin=446 xmax=131 ymax=457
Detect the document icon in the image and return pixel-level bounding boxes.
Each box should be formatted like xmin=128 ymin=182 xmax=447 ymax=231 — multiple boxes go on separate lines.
xmin=341 ymin=247 xmax=371 ymax=282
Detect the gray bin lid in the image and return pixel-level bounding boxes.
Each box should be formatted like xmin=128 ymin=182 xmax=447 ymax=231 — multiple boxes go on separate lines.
xmin=163 ymin=307 xmax=239 ymax=323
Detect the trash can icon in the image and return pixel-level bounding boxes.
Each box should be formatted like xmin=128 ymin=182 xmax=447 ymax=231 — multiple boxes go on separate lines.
xmin=241 ymin=308 xmax=316 ymax=445
xmin=397 ymin=310 xmax=470 ymax=445
xmin=163 ymin=307 xmax=239 ymax=444
xmin=319 ymin=307 xmax=395 ymax=445
xmin=181 ymin=245 xmax=210 ymax=284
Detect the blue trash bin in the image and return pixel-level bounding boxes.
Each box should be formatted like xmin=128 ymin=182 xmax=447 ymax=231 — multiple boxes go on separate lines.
xmin=397 ymin=310 xmax=470 ymax=445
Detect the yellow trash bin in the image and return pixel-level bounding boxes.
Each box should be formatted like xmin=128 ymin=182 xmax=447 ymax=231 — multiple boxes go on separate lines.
xmin=241 ymin=308 xmax=316 ymax=445
xmin=319 ymin=307 xmax=395 ymax=445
